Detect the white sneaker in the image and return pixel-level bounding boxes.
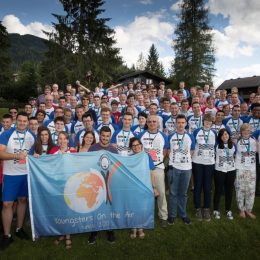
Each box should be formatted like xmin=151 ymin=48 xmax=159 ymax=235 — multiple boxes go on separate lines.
xmin=226 ymin=211 xmax=234 ymax=220
xmin=213 ymin=210 xmax=221 ymax=219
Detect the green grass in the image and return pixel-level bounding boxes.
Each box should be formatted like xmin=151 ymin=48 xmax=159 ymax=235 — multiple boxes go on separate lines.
xmin=0 ymin=108 xmax=9 ymax=117
xmin=1 ymin=193 xmax=260 ymax=259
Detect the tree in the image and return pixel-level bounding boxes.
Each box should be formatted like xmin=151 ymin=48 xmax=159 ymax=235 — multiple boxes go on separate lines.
xmin=42 ymin=0 xmax=123 ymax=87
xmin=0 ymin=21 xmax=12 ymax=91
xmin=171 ymin=0 xmax=215 ymax=86
xmin=136 ymin=52 xmax=146 ymax=71
xmin=145 ymin=44 xmax=165 ymax=77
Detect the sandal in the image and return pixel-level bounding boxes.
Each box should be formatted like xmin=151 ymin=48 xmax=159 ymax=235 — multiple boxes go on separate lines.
xmin=54 ymin=236 xmax=65 ymax=245
xmin=65 ymin=237 xmax=72 ymax=249
xmin=130 ymin=228 xmax=137 ymax=239
xmin=138 ymin=229 xmax=145 ymax=239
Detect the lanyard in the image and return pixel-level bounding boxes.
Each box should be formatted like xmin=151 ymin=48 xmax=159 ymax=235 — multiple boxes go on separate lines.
xmin=241 ymin=138 xmax=250 ymax=155
xmin=16 ymin=130 xmax=26 ymax=150
xmin=252 ymin=118 xmax=260 ymax=130
xmin=202 ymin=129 xmax=210 ymax=144
xmin=52 ymin=132 xmax=58 ymax=144
xmin=122 ymin=130 xmax=131 ymax=147
xmin=148 ymin=132 xmax=158 ymax=146
xmin=176 ymin=133 xmax=185 ymax=149
xmin=194 ymin=115 xmax=202 ymax=128
xmin=231 ymin=118 xmax=240 ymax=132
xmin=224 ymin=144 xmax=230 ymax=159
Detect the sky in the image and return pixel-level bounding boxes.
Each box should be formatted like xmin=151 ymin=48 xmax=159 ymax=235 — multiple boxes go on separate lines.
xmin=1 ymin=0 xmax=260 ymax=87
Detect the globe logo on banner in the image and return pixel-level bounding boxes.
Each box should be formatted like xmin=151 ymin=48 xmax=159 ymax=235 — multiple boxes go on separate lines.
xmin=64 ymin=170 xmax=106 ymax=213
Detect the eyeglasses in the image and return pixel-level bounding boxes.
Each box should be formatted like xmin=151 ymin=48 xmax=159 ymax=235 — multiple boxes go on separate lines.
xmin=10 ymin=111 xmax=18 ymax=114
xmin=131 ymin=144 xmax=141 ymax=147
xmin=147 ymin=120 xmax=157 ymax=123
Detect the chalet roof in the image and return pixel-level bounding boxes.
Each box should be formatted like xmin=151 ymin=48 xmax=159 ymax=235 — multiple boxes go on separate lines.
xmin=218 ymin=75 xmax=260 ymax=90
xmin=117 ymin=70 xmax=171 ymax=85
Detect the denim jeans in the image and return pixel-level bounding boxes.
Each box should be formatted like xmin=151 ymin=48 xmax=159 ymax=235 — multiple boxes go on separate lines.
xmin=167 ymin=166 xmax=192 ymax=218
xmin=193 ymin=163 xmax=214 ymax=209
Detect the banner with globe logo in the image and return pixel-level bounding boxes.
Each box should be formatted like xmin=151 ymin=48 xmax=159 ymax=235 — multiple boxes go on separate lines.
xmin=27 ymin=151 xmax=154 ymax=240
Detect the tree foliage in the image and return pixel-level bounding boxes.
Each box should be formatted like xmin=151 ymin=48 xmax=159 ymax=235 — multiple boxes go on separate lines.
xmin=171 ymin=0 xmax=215 ymax=86
xmin=42 ymin=0 xmax=126 ymax=87
xmin=0 ymin=21 xmax=12 ymax=90
xmin=145 ymin=44 xmax=165 ymax=77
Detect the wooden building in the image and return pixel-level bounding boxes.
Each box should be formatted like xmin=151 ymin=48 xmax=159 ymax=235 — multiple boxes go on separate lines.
xmin=117 ymin=70 xmax=171 ymax=86
xmin=217 ymin=75 xmax=260 ymax=98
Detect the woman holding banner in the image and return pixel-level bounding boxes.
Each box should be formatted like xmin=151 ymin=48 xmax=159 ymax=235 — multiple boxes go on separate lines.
xmin=49 ymin=131 xmax=76 ymax=249
xmin=129 ymin=137 xmax=158 ymax=239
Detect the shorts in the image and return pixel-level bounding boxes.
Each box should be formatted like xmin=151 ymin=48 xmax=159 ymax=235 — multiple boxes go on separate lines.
xmin=2 ymin=175 xmax=28 ymax=202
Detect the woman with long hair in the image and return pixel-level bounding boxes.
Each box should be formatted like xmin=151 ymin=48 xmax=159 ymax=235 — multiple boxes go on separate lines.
xmin=213 ymin=128 xmax=236 ymax=220
xmin=78 ymin=131 xmax=96 ymax=152
xmin=32 ymin=126 xmax=55 ymax=157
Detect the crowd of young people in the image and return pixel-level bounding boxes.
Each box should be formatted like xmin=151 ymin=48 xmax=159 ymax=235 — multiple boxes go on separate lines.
xmin=0 ymin=80 xmax=260 ymax=250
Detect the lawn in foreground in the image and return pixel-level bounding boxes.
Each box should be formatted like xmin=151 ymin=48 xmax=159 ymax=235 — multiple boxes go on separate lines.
xmin=1 ymin=193 xmax=260 ymax=259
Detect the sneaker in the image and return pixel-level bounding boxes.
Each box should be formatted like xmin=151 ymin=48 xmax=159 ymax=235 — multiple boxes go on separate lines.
xmin=195 ymin=208 xmax=202 ymax=221
xmin=226 ymin=211 xmax=234 ymax=220
xmin=0 ymin=235 xmax=14 ymax=251
xmin=88 ymin=232 xmax=97 ymax=245
xmin=15 ymin=228 xmax=30 ymax=240
xmin=213 ymin=210 xmax=221 ymax=220
xmin=107 ymin=231 xmax=116 ymax=244
xmin=167 ymin=217 xmax=175 ymax=225
xmin=182 ymin=217 xmax=191 ymax=225
xmin=160 ymin=219 xmax=168 ymax=228
xmin=203 ymin=208 xmax=211 ymax=222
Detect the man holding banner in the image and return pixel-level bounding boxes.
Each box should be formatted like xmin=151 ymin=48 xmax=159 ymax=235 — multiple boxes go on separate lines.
xmin=0 ymin=112 xmax=35 ymax=250
xmin=88 ymin=126 xmax=118 ymax=244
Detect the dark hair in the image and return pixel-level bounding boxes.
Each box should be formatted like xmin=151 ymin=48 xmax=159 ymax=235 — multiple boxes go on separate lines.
xmin=82 ymin=113 xmax=93 ymax=121
xmin=176 ymin=114 xmax=187 ymax=122
xmin=9 ymin=106 xmax=18 ymax=112
xmin=251 ymin=103 xmax=260 ymax=111
xmin=138 ymin=111 xmax=147 ymax=119
xmin=129 ymin=137 xmax=142 ymax=148
xmin=100 ymin=126 xmax=111 ymax=135
xmin=217 ymin=128 xmax=233 ymax=149
xmin=54 ymin=116 xmax=65 ymax=124
xmin=81 ymin=131 xmax=96 ymax=147
xmin=2 ymin=113 xmax=12 ymax=120
xmin=34 ymin=126 xmax=55 ymax=155
xmin=16 ymin=111 xmax=29 ymax=120
xmin=123 ymin=111 xmax=133 ymax=118
xmin=36 ymin=109 xmax=46 ymax=118
xmin=29 ymin=116 xmax=37 ymax=121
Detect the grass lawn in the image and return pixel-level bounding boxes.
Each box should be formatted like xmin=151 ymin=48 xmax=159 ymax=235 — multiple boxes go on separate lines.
xmin=1 ymin=192 xmax=260 ymax=259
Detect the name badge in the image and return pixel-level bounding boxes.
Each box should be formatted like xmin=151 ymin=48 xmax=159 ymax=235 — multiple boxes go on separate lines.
xmin=202 ymin=150 xmax=210 ymax=158
xmin=244 ymin=157 xmax=251 ymax=167
xmin=175 ymin=152 xmax=182 ymax=163
xmin=19 ymin=159 xmax=26 ymax=164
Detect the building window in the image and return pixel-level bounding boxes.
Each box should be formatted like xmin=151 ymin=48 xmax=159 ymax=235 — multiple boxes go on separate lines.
xmin=146 ymin=79 xmax=153 ymax=84
xmin=134 ymin=77 xmax=141 ymax=84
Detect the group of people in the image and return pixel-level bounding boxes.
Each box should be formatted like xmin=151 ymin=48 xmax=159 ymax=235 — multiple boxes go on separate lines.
xmin=0 ymin=80 xmax=260 ymax=250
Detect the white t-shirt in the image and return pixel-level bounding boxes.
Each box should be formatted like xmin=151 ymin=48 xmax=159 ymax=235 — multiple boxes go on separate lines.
xmin=139 ymin=130 xmax=169 ymax=169
xmin=215 ymin=144 xmax=236 ymax=172
xmin=0 ymin=128 xmax=35 ymax=176
xmin=168 ymin=132 xmax=195 ymax=170
xmin=187 ymin=114 xmax=203 ymax=134
xmin=192 ymin=128 xmax=216 ymax=165
xmin=235 ymin=137 xmax=256 ymax=171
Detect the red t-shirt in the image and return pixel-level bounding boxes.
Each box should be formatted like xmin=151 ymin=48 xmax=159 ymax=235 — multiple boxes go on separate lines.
xmin=49 ymin=146 xmax=77 ymax=154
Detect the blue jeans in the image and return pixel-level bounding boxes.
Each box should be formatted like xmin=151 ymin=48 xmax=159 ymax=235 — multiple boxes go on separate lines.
xmin=193 ymin=163 xmax=214 ymax=209
xmin=167 ymin=167 xmax=192 ymax=218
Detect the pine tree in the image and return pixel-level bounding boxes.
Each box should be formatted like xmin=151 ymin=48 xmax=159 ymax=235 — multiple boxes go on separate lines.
xmin=145 ymin=44 xmax=164 ymax=77
xmin=136 ymin=52 xmax=146 ymax=71
xmin=0 ymin=21 xmax=12 ymax=90
xmin=171 ymin=0 xmax=215 ymax=86
xmin=42 ymin=0 xmax=123 ymax=87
